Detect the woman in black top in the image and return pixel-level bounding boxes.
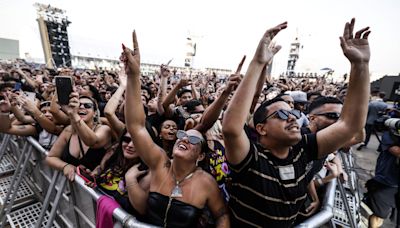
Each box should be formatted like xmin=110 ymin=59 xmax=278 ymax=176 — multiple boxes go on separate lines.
xmin=46 ymin=94 xmax=112 ymax=181
xmin=122 ymin=33 xmax=229 ymax=228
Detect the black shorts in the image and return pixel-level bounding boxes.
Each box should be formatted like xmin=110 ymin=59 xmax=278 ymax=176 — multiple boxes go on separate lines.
xmin=366 ymin=179 xmax=397 ymax=218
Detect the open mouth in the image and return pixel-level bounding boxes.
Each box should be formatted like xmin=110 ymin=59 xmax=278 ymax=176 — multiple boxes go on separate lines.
xmin=285 ymin=124 xmax=299 ymax=131
xmin=78 ymin=110 xmax=88 ymax=116
xmin=177 ymin=143 xmax=188 ymax=150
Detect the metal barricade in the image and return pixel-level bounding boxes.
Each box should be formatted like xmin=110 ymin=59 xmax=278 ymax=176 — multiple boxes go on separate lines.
xmin=295 ymin=179 xmax=337 ymax=228
xmin=0 ymin=134 xmax=157 ymax=228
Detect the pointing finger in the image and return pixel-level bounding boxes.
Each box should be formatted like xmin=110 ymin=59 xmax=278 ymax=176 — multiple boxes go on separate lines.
xmin=235 ymin=55 xmax=246 ymax=74
xmin=132 ymin=30 xmax=139 ymax=54
xmin=348 ymin=18 xmax=355 ymax=39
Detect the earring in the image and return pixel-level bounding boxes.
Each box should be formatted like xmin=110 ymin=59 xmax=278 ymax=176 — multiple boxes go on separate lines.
xmin=195 ymin=159 xmax=199 ymax=166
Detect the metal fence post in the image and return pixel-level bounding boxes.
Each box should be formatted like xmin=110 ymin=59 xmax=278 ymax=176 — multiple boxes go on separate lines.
xmin=0 ymin=143 xmax=34 ymax=227
xmin=34 ymin=171 xmax=60 ymax=228
xmin=45 ymin=176 xmax=67 ymax=228
xmin=0 ymin=134 xmax=11 ymax=160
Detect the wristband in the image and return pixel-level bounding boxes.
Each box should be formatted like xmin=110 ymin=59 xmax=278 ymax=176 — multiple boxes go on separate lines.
xmin=62 ymin=163 xmax=70 ymax=172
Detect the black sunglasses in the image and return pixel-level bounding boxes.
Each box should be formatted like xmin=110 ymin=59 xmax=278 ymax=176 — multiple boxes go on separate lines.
xmin=261 ymin=109 xmax=301 ymax=123
xmin=121 ymin=136 xmax=132 ymax=143
xmin=80 ymin=102 xmax=94 ymax=109
xmin=176 ymin=130 xmax=203 ymax=145
xmin=315 ymin=112 xmax=340 ymax=120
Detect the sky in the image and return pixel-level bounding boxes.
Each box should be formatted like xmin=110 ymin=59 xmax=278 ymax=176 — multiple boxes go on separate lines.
xmin=0 ymin=0 xmax=399 ymax=81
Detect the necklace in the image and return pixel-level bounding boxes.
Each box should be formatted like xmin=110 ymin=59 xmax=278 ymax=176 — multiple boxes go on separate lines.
xmin=171 ymin=166 xmax=197 ymax=198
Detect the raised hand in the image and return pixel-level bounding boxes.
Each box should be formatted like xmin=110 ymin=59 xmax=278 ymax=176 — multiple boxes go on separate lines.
xmin=160 ymin=64 xmax=171 ymax=78
xmin=340 ymin=18 xmax=371 ymax=64
xmin=62 ymin=92 xmax=80 ymax=116
xmin=178 ymin=72 xmax=191 ymax=88
xmin=19 ymin=96 xmax=37 ymax=115
xmin=253 ymin=22 xmax=287 ymax=64
xmin=121 ymin=30 xmax=141 ymax=77
xmin=0 ymin=93 xmax=11 ymax=113
xmin=226 ymin=55 xmax=246 ymax=92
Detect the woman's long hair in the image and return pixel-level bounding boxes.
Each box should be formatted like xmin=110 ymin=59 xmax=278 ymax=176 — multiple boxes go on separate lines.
xmin=101 ymin=129 xmax=141 ymax=176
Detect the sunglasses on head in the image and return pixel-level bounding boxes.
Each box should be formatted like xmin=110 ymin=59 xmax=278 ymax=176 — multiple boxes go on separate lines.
xmin=80 ymin=102 xmax=94 ymax=109
xmin=176 ymin=130 xmax=203 ymax=145
xmin=121 ymin=136 xmax=132 ymax=143
xmin=261 ymin=109 xmax=301 ymax=123
xmin=315 ymin=112 xmax=340 ymax=120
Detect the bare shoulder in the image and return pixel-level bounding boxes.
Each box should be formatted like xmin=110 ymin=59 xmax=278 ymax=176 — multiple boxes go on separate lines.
xmin=196 ymin=169 xmax=218 ymax=186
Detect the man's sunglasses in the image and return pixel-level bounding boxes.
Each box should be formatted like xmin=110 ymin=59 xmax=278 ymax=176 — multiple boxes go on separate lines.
xmin=315 ymin=112 xmax=340 ymax=120
xmin=121 ymin=136 xmax=132 ymax=143
xmin=261 ymin=109 xmax=301 ymax=123
xmin=80 ymin=102 xmax=94 ymax=109
xmin=176 ymin=130 xmax=203 ymax=145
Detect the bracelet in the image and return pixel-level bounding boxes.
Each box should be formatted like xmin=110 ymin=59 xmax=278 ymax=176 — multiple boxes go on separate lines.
xmin=62 ymin=163 xmax=70 ymax=172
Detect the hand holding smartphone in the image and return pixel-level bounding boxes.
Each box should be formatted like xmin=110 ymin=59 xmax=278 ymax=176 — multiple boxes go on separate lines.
xmin=55 ymin=76 xmax=73 ymax=105
xmin=77 ymin=166 xmax=96 ymax=187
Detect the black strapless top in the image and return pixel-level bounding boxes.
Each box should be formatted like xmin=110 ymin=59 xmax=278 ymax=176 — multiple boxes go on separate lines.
xmin=146 ymin=192 xmax=202 ymax=228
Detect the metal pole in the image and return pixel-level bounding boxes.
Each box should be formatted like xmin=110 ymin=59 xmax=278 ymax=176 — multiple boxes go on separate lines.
xmin=336 ymin=177 xmax=357 ymax=228
xmin=0 ymin=144 xmax=33 ymax=227
xmin=34 ymin=171 xmax=60 ymax=228
xmin=0 ymin=141 xmax=28 ymax=224
xmin=45 ymin=176 xmax=67 ymax=228
xmin=0 ymin=134 xmax=11 ymax=160
xmin=295 ymin=179 xmax=337 ymax=228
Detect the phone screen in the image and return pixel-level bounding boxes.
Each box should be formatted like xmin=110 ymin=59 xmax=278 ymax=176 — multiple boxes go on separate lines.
xmin=55 ymin=76 xmax=73 ymax=105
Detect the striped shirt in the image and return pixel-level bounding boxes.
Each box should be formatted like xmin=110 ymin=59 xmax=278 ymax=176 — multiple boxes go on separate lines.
xmin=228 ymin=134 xmax=318 ymax=227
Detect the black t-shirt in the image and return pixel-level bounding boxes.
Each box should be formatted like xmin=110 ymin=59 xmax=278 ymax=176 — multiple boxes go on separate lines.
xmin=301 ymin=127 xmax=326 ymax=184
xmin=228 ymin=134 xmax=319 ymax=227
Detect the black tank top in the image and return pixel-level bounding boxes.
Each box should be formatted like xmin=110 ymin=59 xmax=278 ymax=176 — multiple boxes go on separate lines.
xmin=61 ymin=135 xmax=106 ymax=171
xmin=146 ymin=192 xmax=202 ymax=228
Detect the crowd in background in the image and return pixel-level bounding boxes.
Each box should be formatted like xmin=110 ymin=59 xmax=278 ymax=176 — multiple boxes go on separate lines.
xmin=0 ymin=18 xmax=397 ymax=228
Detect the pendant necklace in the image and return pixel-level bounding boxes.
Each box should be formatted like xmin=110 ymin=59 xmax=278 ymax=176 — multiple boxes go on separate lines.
xmin=171 ymin=167 xmax=197 ymax=198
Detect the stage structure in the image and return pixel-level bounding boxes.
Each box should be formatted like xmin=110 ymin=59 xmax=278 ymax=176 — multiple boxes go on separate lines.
xmin=34 ymin=3 xmax=71 ymax=68
xmin=286 ymin=36 xmax=301 ymax=77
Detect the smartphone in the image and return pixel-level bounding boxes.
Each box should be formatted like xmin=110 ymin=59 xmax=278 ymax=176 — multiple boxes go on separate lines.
xmin=24 ymin=92 xmax=36 ymax=102
xmin=14 ymin=82 xmax=22 ymax=91
xmin=77 ymin=166 xmax=96 ymax=185
xmin=55 ymin=76 xmax=73 ymax=105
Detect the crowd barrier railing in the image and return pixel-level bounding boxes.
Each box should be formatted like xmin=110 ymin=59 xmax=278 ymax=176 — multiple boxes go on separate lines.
xmin=0 ymin=134 xmax=158 ymax=228
xmin=1 ymin=134 xmax=361 ymax=228
xmin=295 ymin=178 xmax=337 ymax=228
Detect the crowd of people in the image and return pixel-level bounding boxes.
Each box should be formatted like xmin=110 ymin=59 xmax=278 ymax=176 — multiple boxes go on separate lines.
xmin=1 ymin=18 xmax=396 ymax=228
